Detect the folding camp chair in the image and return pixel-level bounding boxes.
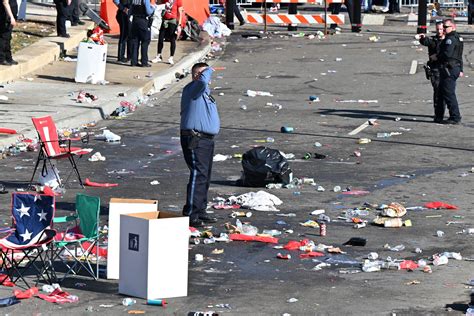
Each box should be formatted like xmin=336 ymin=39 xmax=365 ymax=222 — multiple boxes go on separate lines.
xmin=29 ymin=115 xmax=92 ymax=189
xmin=53 ymin=194 xmax=101 ymax=281
xmin=0 ymin=192 xmax=57 ymax=288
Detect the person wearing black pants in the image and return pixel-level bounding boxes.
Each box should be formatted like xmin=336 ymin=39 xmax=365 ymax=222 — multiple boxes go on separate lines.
xmin=129 ymin=0 xmax=154 ymax=67
xmin=180 ymin=63 xmax=220 ymax=228
xmin=114 ymin=0 xmax=131 ymax=62
xmin=70 ymin=0 xmax=85 ymax=25
xmin=0 ymin=0 xmax=18 ymax=65
xmin=329 ymin=0 xmax=353 ymax=30
xmin=54 ymin=0 xmax=71 ymax=37
xmin=151 ymin=0 xmax=183 ymax=65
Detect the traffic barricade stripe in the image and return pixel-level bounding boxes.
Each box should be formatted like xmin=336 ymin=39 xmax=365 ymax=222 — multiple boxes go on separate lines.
xmin=246 ymin=13 xmax=345 ymax=24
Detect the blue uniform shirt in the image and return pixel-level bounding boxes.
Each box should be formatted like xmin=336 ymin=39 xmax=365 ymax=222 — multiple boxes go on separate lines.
xmin=180 ymin=68 xmax=220 ymax=135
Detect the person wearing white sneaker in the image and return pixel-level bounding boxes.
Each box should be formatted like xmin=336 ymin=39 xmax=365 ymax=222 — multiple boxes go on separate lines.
xmin=155 ymin=0 xmax=183 ymax=66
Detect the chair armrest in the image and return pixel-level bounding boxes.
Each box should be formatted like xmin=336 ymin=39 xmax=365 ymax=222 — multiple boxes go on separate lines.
xmin=53 ymin=215 xmax=78 ymax=224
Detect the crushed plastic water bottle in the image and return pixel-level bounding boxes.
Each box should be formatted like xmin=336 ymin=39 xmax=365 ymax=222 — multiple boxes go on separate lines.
xmin=122 ymin=298 xmax=136 ymax=306
xmin=436 ymin=230 xmax=445 ymax=237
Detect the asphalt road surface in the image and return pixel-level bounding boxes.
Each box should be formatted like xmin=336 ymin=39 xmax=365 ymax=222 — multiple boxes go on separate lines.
xmin=0 ymin=27 xmax=473 ymax=315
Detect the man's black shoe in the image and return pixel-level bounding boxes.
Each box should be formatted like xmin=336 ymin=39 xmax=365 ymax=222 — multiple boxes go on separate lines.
xmin=198 ymin=214 xmax=217 ymax=223
xmin=433 ymin=118 xmax=443 ymax=124
xmin=239 ymin=21 xmax=246 ymax=26
xmin=0 ymin=60 xmax=11 ymax=66
xmin=444 ymin=119 xmax=461 ymax=125
xmin=59 ymin=33 xmax=70 ymax=38
xmin=6 ymin=60 xmax=18 ymax=65
xmin=77 ymin=20 xmax=85 ymax=25
xmin=139 ymin=63 xmax=152 ymax=67
xmin=189 ymin=218 xmax=205 ymax=228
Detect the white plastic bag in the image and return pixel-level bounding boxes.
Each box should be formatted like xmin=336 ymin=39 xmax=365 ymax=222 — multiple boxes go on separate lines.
xmin=39 ymin=163 xmax=60 ymax=190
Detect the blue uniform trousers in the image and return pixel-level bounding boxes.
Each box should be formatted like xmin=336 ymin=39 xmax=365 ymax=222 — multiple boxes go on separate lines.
xmin=181 ymin=135 xmax=214 ymax=220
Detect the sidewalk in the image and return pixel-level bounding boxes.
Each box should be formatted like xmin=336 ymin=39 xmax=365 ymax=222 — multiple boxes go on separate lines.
xmin=0 ymin=3 xmax=211 ymax=151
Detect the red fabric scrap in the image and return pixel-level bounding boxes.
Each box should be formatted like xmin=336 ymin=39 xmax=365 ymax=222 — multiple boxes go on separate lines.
xmin=424 ymin=201 xmax=459 ymax=210
xmin=14 ymin=287 xmax=38 ymax=299
xmin=283 ymin=239 xmax=311 ymax=251
xmin=84 ymin=178 xmax=118 ymax=188
xmin=229 ymin=234 xmax=278 ymax=244
xmin=0 ymin=274 xmax=15 ymax=287
xmin=82 ymin=241 xmax=108 ymax=257
xmin=0 ymin=128 xmax=17 ymax=134
xmin=37 ymin=288 xmax=78 ymax=304
xmin=299 ymin=252 xmax=325 ymax=259
xmin=399 ymin=260 xmax=419 ymax=271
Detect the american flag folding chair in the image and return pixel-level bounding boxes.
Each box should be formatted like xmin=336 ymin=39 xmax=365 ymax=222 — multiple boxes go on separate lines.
xmin=0 ymin=192 xmax=57 ymax=288
xmin=29 ymin=115 xmax=92 ymax=189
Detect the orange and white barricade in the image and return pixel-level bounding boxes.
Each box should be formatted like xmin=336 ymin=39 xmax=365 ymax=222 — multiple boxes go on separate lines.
xmin=246 ymin=13 xmax=344 ymax=24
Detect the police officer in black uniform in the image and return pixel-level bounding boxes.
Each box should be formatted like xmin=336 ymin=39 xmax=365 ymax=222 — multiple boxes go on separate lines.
xmin=114 ymin=0 xmax=131 ymax=63
xmin=419 ymin=21 xmax=445 ymax=123
xmin=54 ymin=0 xmax=71 ymax=37
xmin=437 ymin=19 xmax=463 ymax=125
xmin=0 ymin=0 xmax=18 ymax=65
xmin=129 ymin=0 xmax=154 ymax=67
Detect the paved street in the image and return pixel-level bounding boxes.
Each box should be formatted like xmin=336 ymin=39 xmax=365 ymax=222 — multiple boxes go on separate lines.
xmin=0 ymin=25 xmax=473 ymax=314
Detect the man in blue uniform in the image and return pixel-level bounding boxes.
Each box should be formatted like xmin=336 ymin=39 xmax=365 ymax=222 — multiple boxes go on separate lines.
xmin=129 ymin=0 xmax=154 ymax=67
xmin=180 ymin=62 xmax=220 ymax=227
xmin=438 ymin=19 xmax=463 ymax=125
xmin=419 ymin=21 xmax=445 ymax=123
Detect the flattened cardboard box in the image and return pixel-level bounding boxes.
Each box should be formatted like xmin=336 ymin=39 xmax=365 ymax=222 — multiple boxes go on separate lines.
xmin=119 ymin=211 xmax=189 ymax=299
xmin=107 ymin=198 xmax=158 ymax=279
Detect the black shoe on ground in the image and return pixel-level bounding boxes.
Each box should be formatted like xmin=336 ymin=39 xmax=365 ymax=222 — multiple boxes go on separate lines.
xmin=444 ymin=119 xmax=461 ymax=125
xmin=433 ymin=118 xmax=443 ymax=124
xmin=198 ymin=213 xmax=217 ymax=223
xmin=0 ymin=60 xmax=10 ymax=66
xmin=118 ymin=58 xmax=128 ymax=63
xmin=189 ymin=218 xmax=205 ymax=228
xmin=59 ymin=33 xmax=70 ymax=38
xmin=240 ymin=21 xmax=246 ymax=26
xmin=139 ymin=63 xmax=151 ymax=67
xmin=6 ymin=60 xmax=18 ymax=65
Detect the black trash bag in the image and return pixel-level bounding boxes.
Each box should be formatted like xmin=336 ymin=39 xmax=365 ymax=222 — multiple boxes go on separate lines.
xmin=238 ymin=146 xmax=292 ymax=187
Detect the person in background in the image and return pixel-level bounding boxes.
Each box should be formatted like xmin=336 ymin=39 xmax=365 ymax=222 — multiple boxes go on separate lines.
xmin=151 ymin=0 xmax=183 ymax=65
xmin=70 ymin=0 xmax=85 ymax=26
xmin=437 ymin=19 xmax=463 ymax=124
xmin=129 ymin=0 xmax=154 ymax=67
xmin=329 ymin=0 xmax=352 ymax=30
xmin=180 ymin=63 xmax=220 ymax=228
xmin=114 ymin=0 xmax=131 ymax=63
xmin=219 ymin=0 xmax=245 ymax=26
xmin=53 ymin=0 xmax=71 ymax=38
xmin=418 ymin=21 xmax=445 ymax=123
xmin=0 ymin=0 xmax=18 ymax=65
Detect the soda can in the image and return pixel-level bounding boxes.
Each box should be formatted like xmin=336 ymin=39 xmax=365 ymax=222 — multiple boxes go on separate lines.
xmin=319 ymin=222 xmax=327 ymax=236
xmin=147 ymin=299 xmax=167 ymax=306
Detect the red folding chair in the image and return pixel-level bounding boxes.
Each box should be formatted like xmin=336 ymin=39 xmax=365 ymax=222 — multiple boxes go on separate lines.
xmin=29 ymin=116 xmax=92 ymax=188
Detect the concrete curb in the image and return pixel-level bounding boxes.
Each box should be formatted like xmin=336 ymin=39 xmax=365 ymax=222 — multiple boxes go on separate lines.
xmin=0 ymin=22 xmax=94 ymax=83
xmin=0 ymin=36 xmax=212 ymax=150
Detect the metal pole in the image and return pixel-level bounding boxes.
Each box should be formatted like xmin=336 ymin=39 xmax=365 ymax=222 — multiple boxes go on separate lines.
xmin=226 ymin=0 xmax=235 ymax=30
xmin=324 ymin=0 xmax=327 ymax=34
xmin=288 ymin=3 xmax=297 ymax=31
xmin=417 ymin=0 xmax=427 ymax=33
xmin=264 ymin=0 xmax=267 ymax=33
xmin=352 ymin=0 xmax=361 ymax=32
xmin=469 ymin=0 xmax=473 ymax=25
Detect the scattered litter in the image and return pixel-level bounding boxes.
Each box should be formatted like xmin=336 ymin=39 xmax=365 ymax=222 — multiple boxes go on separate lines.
xmin=246 ymin=90 xmax=273 ymax=97
xmin=95 ymin=130 xmax=121 ymax=142
xmin=424 ymin=201 xmax=458 ymax=210
xmin=287 ymin=298 xmax=298 ymax=303
xmin=213 ymin=154 xmax=231 ymax=162
xmin=88 ymin=152 xmax=106 ymax=162
xmin=150 ymin=180 xmax=160 ymax=185
xmin=84 ymin=178 xmax=118 ymax=187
